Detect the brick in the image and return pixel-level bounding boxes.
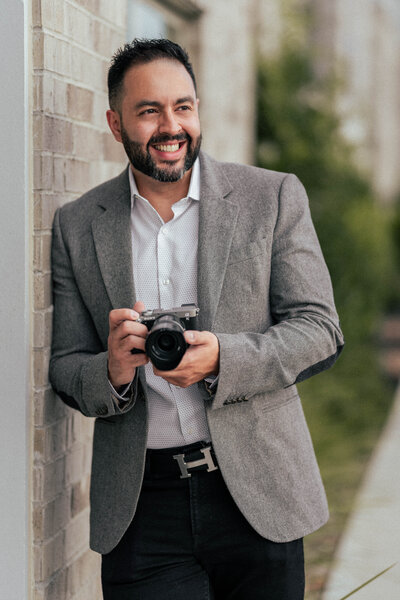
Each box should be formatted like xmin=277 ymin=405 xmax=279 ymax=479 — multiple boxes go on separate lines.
xmin=79 ymin=414 xmax=95 ymax=442
xmin=34 ymin=492 xmax=71 ymax=540
xmin=98 ymin=0 xmax=127 ymax=29
xmin=44 ymin=419 xmax=68 ymax=462
xmin=33 ymin=232 xmax=52 ymax=272
xmin=92 ymin=91 xmax=108 ymax=128
xmin=71 ymin=475 xmax=90 ymax=517
xmin=34 ymin=427 xmax=46 ymax=462
xmin=33 ymin=456 xmax=65 ymax=503
xmin=69 ymin=575 xmax=102 ymax=600
xmin=65 ymin=3 xmax=93 ymax=47
xmin=35 ymin=529 xmax=65 ymax=582
xmin=53 ymin=157 xmax=66 ymax=192
xmin=103 ymin=131 xmax=125 ymax=162
xmin=65 ymin=444 xmax=91 ymax=485
xmin=44 ymin=115 xmax=73 ymax=153
xmin=33 ymin=31 xmax=44 ymax=69
xmin=66 ymin=549 xmax=101 ymax=598
xmin=33 ymin=192 xmax=55 ymax=231
xmin=33 ymin=75 xmax=43 ymax=112
xmin=67 ymin=84 xmax=94 ymax=122
xmin=33 ymin=272 xmax=52 ymax=311
xmin=40 ymin=0 xmax=64 ymax=34
xmin=32 ymin=0 xmax=42 ymax=27
xmin=73 ymin=0 xmax=100 ymax=15
xmin=70 ymin=46 xmax=103 ymax=87
xmin=36 ymin=568 xmax=68 ymax=600
xmin=33 ymin=308 xmax=53 ymax=349
xmin=64 ymin=510 xmax=90 ymax=562
xmin=33 ymin=503 xmax=44 ymax=540
xmin=34 ymin=388 xmax=68 ymax=427
xmin=72 ymin=124 xmax=102 ymax=161
xmin=66 ymin=413 xmax=80 ymax=447
xmin=67 ymin=413 xmax=95 ymax=448
xmin=53 ymin=78 xmax=68 ymax=116
xmin=33 ymin=72 xmax=55 ymax=114
xmin=43 ymin=35 xmax=72 ymax=77
xmin=93 ymin=20 xmax=124 ymax=58
xmin=34 ymin=191 xmax=73 ymax=231
xmin=65 ymin=158 xmax=91 ymax=193
xmin=34 ymin=153 xmax=53 ymax=191
xmin=33 ymin=347 xmax=51 ymax=388
xmin=34 ymin=114 xmax=73 ymax=153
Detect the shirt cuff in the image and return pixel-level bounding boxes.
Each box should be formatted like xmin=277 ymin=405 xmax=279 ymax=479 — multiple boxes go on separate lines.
xmin=204 ymin=375 xmax=219 ymax=395
xmin=108 ymin=379 xmax=133 ymax=404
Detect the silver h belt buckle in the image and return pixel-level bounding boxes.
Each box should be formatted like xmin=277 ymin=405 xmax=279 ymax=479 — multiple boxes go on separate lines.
xmin=173 ymin=446 xmax=218 ymax=479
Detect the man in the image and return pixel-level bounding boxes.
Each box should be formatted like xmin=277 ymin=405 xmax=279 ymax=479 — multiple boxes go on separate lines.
xmin=50 ymin=39 xmax=344 ymax=599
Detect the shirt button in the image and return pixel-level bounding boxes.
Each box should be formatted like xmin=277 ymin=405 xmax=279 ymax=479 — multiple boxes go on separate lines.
xmin=162 ymin=278 xmax=170 ymax=285
xmin=161 ymin=227 xmax=167 ymax=235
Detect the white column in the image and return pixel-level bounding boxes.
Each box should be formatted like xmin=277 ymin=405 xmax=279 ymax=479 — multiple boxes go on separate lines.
xmin=0 ymin=0 xmax=31 ymax=598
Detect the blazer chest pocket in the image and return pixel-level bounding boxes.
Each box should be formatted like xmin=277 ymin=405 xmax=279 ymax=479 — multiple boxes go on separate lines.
xmin=227 ymin=237 xmax=268 ymax=266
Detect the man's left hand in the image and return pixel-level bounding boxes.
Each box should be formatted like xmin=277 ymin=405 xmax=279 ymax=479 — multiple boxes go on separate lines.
xmin=153 ymin=331 xmax=219 ymax=388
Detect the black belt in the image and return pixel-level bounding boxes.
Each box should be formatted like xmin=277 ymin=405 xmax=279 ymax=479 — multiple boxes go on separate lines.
xmin=145 ymin=441 xmax=219 ymax=479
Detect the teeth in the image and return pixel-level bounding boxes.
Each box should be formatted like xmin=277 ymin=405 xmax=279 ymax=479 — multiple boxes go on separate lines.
xmin=154 ymin=143 xmax=180 ymax=152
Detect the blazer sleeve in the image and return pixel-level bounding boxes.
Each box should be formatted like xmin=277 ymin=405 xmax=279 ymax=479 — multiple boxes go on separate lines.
xmin=210 ymin=173 xmax=344 ymax=410
xmin=49 ymin=207 xmax=139 ymax=418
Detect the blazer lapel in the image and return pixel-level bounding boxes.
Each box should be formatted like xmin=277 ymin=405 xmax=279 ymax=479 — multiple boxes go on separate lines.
xmin=197 ymin=153 xmax=238 ymax=331
xmin=91 ymin=167 xmax=136 ymax=310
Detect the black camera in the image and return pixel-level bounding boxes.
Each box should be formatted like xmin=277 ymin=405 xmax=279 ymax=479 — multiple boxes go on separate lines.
xmin=135 ymin=304 xmax=199 ymax=371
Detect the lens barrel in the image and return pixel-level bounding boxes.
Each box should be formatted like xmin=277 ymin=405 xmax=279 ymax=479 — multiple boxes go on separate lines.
xmin=145 ymin=314 xmax=187 ymax=370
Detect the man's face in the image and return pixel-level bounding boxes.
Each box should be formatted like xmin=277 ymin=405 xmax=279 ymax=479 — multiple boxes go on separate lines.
xmin=111 ymin=58 xmax=201 ymax=183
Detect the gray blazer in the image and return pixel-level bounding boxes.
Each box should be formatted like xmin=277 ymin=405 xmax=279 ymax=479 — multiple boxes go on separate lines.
xmin=50 ymin=152 xmax=344 ymax=554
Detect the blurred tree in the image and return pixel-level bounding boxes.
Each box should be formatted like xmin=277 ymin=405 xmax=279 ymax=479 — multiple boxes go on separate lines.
xmin=257 ymin=41 xmax=396 ymax=431
xmin=256 ymin=16 xmax=399 ymax=595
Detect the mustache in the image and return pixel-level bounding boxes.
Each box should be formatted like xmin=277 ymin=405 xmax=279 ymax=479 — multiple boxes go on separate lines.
xmin=148 ymin=132 xmax=191 ymax=146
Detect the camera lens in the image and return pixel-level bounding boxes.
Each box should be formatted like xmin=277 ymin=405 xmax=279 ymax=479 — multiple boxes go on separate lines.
xmin=145 ymin=314 xmax=187 ymax=370
xmin=157 ymin=333 xmax=176 ymax=352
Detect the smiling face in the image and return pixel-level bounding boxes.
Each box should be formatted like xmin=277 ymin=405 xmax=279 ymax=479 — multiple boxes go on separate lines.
xmin=107 ymin=58 xmax=201 ymax=183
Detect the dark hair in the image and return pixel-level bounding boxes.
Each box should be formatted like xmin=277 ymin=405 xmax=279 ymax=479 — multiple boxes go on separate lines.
xmin=108 ymin=38 xmax=197 ymax=111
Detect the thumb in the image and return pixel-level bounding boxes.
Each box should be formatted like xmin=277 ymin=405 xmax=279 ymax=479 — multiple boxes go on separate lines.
xmin=184 ymin=330 xmax=201 ymax=344
xmin=133 ymin=300 xmax=146 ymax=315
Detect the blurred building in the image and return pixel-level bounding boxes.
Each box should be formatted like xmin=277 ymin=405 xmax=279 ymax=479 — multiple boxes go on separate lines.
xmin=312 ymin=0 xmax=400 ymax=203
xmin=1 ymin=1 xmax=399 ymax=599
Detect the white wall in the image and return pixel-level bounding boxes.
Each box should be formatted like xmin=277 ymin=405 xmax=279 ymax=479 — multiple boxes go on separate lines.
xmin=0 ymin=0 xmax=31 ymax=597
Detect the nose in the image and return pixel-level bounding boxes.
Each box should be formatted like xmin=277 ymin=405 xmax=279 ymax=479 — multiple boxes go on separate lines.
xmin=158 ymin=108 xmax=182 ymax=136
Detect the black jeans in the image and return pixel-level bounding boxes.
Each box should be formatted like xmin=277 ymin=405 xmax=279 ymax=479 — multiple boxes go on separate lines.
xmin=102 ymin=443 xmax=305 ymax=600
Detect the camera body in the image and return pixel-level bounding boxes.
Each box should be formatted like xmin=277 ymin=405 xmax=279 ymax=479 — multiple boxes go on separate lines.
xmin=137 ymin=304 xmax=199 ymax=371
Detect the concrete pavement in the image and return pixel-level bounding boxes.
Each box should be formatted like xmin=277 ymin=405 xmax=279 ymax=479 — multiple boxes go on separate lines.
xmin=322 ymin=382 xmax=400 ymax=599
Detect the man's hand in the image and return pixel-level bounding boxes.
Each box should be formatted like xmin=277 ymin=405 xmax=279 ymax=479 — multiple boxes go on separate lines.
xmin=108 ymin=300 xmax=149 ymax=388
xmin=153 ymin=330 xmax=219 ymax=388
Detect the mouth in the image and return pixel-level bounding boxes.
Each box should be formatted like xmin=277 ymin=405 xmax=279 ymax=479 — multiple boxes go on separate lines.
xmin=150 ymin=140 xmax=187 ymax=160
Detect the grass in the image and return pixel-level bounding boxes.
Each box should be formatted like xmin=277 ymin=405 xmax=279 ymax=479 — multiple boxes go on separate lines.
xmin=298 ymin=344 xmax=395 ymax=599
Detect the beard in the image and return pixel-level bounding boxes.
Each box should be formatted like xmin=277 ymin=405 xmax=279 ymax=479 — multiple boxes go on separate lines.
xmin=120 ymin=125 xmax=202 ymax=183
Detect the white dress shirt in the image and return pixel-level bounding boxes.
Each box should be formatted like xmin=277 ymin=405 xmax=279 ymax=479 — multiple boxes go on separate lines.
xmin=128 ymin=159 xmax=211 ymax=449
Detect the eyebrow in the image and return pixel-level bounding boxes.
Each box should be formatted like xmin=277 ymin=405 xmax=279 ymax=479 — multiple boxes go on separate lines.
xmin=134 ymin=96 xmax=196 ymax=110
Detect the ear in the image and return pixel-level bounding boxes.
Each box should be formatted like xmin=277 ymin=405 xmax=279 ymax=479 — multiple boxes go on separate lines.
xmin=106 ymin=109 xmax=123 ymax=143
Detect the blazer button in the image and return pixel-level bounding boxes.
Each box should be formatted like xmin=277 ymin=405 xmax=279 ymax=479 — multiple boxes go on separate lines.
xmin=95 ymin=405 xmax=108 ymax=416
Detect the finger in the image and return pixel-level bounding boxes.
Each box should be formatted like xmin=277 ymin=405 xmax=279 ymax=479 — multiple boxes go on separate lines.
xmin=132 ymin=353 xmax=149 ymax=367
xmin=115 ymin=320 xmax=148 ymax=340
xmin=109 ymin=308 xmax=139 ymax=330
xmin=133 ymin=300 xmax=146 ymax=314
xmin=120 ymin=334 xmax=147 ymax=353
xmin=183 ymin=330 xmax=214 ymax=345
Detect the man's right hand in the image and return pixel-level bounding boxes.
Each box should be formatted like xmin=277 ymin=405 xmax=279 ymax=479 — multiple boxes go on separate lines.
xmin=108 ymin=300 xmax=149 ymax=388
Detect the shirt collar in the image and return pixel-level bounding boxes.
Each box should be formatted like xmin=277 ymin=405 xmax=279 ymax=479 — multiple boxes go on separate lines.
xmin=128 ymin=158 xmax=200 ymax=208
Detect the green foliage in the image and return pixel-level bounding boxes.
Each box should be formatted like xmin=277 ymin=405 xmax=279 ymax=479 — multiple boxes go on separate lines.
xmin=257 ymin=42 xmax=395 ymax=360
xmin=257 ymin=35 xmax=398 ymax=596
